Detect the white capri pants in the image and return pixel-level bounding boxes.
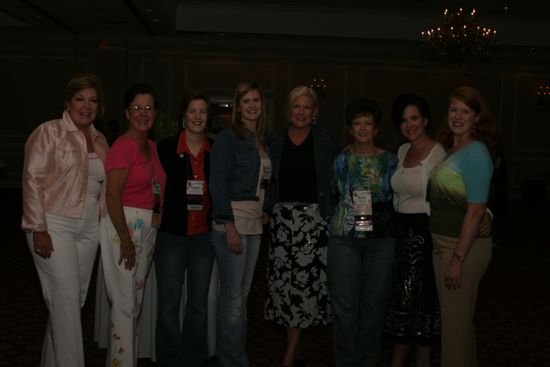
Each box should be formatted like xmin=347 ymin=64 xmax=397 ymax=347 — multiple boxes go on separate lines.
xmin=26 ymin=195 xmax=100 ymax=367
xmin=99 ymin=206 xmax=156 ymax=367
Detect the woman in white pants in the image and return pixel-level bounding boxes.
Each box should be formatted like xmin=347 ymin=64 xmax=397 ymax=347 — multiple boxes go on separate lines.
xmin=100 ymin=83 xmax=166 ymax=367
xmin=21 ymin=73 xmax=109 ymax=367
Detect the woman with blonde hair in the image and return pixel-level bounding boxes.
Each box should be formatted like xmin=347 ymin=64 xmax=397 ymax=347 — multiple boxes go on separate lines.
xmin=209 ymin=81 xmax=271 ymax=366
xmin=264 ymin=85 xmax=340 ymax=367
xmin=22 ymin=73 xmax=109 ymax=367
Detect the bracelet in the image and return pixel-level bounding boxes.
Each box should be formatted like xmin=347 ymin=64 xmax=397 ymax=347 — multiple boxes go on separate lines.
xmin=452 ymin=252 xmax=466 ymax=262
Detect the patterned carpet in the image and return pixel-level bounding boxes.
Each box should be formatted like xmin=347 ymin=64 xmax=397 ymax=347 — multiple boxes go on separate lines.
xmin=1 ymin=188 xmax=549 ymax=367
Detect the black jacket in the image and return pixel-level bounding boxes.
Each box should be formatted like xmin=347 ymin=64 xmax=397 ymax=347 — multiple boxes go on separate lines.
xmin=157 ymin=131 xmax=213 ymax=236
xmin=265 ymin=124 xmax=341 ymax=218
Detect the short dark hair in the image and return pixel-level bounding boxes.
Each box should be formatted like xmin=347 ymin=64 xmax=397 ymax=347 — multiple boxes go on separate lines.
xmin=178 ymin=90 xmax=211 ymax=126
xmin=345 ymin=97 xmax=381 ymax=127
xmin=391 ymin=93 xmax=432 ymax=131
xmin=124 ymin=83 xmax=157 ymax=109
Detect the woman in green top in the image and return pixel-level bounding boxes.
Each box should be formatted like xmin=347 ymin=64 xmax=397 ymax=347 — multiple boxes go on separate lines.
xmin=429 ymin=86 xmax=497 ymax=367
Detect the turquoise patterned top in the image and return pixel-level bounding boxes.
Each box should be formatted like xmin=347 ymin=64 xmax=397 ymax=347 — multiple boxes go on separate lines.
xmin=429 ymin=141 xmax=493 ymax=237
xmin=329 ymin=149 xmax=398 ymax=238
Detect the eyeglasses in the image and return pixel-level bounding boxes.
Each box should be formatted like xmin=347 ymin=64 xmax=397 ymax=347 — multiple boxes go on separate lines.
xmin=130 ymin=105 xmax=155 ymax=113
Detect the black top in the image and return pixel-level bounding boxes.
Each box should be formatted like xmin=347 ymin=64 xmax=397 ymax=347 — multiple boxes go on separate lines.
xmin=278 ymin=131 xmax=318 ymax=203
xmin=266 ymin=124 xmax=341 ymax=217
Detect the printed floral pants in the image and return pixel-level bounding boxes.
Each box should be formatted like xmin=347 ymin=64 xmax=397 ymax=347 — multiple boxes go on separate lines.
xmin=99 ymin=207 xmax=156 ymax=367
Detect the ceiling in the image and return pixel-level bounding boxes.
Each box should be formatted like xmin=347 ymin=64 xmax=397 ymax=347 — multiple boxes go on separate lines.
xmin=1 ymin=0 xmax=549 ymax=46
xmin=0 ymin=0 xmax=177 ymax=35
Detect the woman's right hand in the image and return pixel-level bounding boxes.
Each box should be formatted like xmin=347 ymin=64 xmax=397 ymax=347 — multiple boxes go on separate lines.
xmin=106 ymin=168 xmax=135 ymax=270
xmin=33 ymin=231 xmax=53 ymax=258
xmin=118 ymin=236 xmax=136 ymax=270
xmin=225 ymin=223 xmax=242 ymax=254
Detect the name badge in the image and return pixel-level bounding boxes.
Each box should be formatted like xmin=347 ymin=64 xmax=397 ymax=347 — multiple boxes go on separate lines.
xmin=187 ymin=180 xmax=204 ymax=210
xmin=353 ymin=190 xmax=373 ymax=232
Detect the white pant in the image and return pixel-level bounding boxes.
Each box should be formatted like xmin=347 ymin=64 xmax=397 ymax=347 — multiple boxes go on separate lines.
xmin=26 ymin=195 xmax=100 ymax=367
xmin=99 ymin=207 xmax=156 ymax=367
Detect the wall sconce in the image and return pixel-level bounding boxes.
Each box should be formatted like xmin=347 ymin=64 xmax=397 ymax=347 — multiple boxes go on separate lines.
xmin=309 ymin=78 xmax=327 ymax=99
xmin=537 ymin=84 xmax=550 ymax=106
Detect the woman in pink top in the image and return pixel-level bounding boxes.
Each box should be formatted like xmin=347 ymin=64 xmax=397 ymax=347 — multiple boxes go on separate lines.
xmin=99 ymin=83 xmax=166 ymax=367
xmin=22 ymin=73 xmax=109 ymax=367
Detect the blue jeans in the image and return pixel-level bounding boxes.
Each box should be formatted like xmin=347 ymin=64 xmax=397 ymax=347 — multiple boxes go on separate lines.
xmin=328 ymin=235 xmax=396 ymax=367
xmin=154 ymin=231 xmax=215 ymax=367
xmin=211 ymin=229 xmax=261 ymax=367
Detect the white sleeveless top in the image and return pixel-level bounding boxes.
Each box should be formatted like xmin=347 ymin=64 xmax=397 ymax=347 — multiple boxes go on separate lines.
xmin=87 ymin=152 xmax=105 ymax=197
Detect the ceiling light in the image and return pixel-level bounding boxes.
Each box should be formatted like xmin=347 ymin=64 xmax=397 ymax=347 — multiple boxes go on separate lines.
xmin=421 ymin=7 xmax=497 ymax=68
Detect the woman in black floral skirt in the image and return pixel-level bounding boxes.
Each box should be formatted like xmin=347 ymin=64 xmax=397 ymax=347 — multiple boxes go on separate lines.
xmin=264 ymin=85 xmax=340 ymax=367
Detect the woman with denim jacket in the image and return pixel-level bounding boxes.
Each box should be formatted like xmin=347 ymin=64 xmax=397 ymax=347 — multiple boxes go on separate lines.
xmin=209 ymin=81 xmax=271 ymax=367
xmin=22 ymin=73 xmax=109 ymax=367
xmin=264 ymin=85 xmax=340 ymax=367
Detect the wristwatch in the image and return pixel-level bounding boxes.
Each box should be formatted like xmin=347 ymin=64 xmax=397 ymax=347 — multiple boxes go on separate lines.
xmin=452 ymin=252 xmax=466 ymax=262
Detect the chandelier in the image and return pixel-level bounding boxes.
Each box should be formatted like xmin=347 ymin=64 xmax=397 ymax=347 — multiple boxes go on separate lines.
xmin=537 ymin=84 xmax=550 ymax=106
xmin=421 ymin=7 xmax=497 ymax=68
xmin=309 ymin=78 xmax=327 ymax=99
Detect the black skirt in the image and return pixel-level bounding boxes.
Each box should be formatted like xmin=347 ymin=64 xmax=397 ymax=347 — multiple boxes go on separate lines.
xmin=384 ymin=212 xmax=441 ymax=344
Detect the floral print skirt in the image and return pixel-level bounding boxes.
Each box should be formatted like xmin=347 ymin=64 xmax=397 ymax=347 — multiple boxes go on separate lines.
xmin=264 ymin=202 xmax=331 ymax=328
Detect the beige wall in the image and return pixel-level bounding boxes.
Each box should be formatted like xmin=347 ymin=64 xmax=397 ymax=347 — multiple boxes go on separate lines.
xmin=2 ymin=33 xmax=549 ymax=199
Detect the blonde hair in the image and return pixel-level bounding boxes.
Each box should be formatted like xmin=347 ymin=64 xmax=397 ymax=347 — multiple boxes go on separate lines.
xmin=64 ymin=73 xmax=105 ymax=117
xmin=285 ymin=85 xmax=319 ymax=120
xmin=230 ymin=81 xmax=267 ymax=140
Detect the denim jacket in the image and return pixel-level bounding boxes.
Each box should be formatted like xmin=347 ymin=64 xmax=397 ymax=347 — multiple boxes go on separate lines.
xmin=210 ymin=128 xmax=266 ymax=223
xmin=266 ymin=124 xmax=341 ymax=218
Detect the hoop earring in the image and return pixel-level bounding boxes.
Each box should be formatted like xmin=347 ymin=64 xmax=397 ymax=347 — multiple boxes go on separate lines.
xmin=311 ymin=117 xmax=317 ymax=125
